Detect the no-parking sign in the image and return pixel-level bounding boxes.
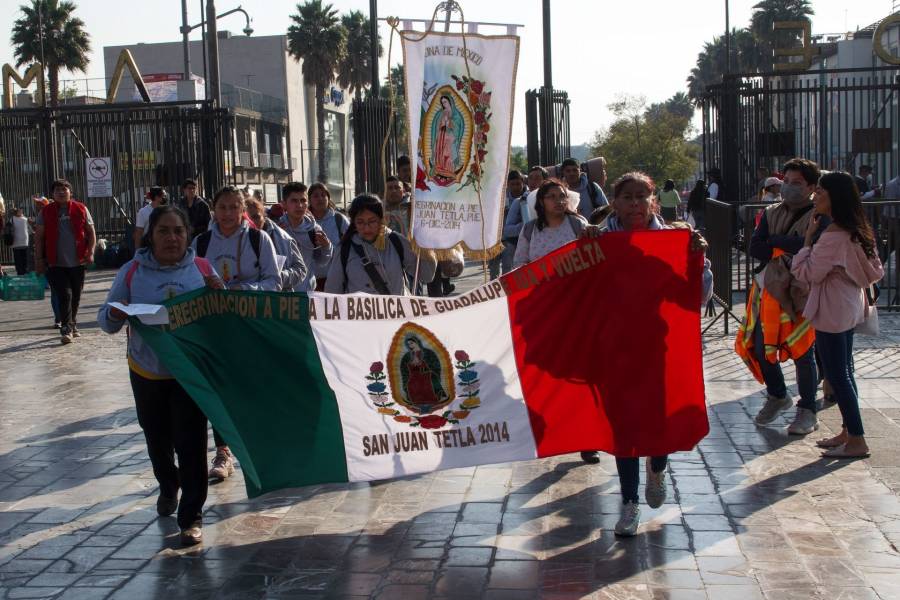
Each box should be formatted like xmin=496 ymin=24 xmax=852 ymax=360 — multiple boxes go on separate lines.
xmin=86 ymin=157 xmax=112 ymax=197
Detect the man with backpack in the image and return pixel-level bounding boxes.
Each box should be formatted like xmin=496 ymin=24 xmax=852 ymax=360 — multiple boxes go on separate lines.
xmin=561 ymin=157 xmax=608 ymax=220
xmin=277 ymin=182 xmax=332 ymax=292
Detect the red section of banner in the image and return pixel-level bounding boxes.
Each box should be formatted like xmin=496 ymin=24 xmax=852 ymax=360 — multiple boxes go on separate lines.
xmin=503 ymin=230 xmax=708 ymax=458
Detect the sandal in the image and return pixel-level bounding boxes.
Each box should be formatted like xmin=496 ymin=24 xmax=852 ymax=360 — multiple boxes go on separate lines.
xmin=821 ymin=444 xmax=870 ymax=459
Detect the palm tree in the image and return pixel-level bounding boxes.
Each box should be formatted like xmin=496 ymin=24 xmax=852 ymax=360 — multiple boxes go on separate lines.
xmin=687 ymin=29 xmax=760 ymax=104
xmin=287 ymin=0 xmax=347 ymax=183
xmin=337 ymin=10 xmax=382 ymax=103
xmin=750 ymin=0 xmax=814 ymax=70
xmin=11 ymin=0 xmax=91 ymax=108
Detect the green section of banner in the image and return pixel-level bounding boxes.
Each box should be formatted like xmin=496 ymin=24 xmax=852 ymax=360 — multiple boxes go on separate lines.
xmin=133 ymin=287 xmax=349 ymax=497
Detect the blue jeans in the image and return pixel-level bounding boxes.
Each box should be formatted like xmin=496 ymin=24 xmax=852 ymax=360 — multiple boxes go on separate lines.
xmin=815 ymin=329 xmax=863 ymax=436
xmin=616 ymin=456 xmax=668 ymax=504
xmin=753 ymin=319 xmax=817 ymax=411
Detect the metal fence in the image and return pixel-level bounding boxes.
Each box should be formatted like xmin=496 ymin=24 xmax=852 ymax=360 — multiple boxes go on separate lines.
xmin=525 ymin=87 xmax=571 ymax=169
xmin=701 ymin=67 xmax=900 ymax=204
xmin=351 ymin=97 xmax=405 ymax=196
xmin=1 ymin=100 xmax=233 ymax=264
xmin=703 ymin=198 xmax=900 ymax=336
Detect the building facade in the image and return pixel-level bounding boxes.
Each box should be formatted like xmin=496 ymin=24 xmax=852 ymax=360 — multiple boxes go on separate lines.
xmin=103 ymin=32 xmax=355 ymax=206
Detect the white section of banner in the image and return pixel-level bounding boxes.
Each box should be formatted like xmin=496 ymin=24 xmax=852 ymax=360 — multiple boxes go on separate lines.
xmin=403 ymin=32 xmax=520 ymax=255
xmin=309 ymin=292 xmax=536 ymax=482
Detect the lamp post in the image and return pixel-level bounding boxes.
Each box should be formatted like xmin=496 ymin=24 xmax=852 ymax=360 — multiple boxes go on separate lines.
xmin=179 ymin=0 xmax=253 ymax=100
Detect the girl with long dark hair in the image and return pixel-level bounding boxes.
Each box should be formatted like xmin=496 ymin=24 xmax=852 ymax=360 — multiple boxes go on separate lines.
xmin=791 ymin=171 xmax=884 ymax=459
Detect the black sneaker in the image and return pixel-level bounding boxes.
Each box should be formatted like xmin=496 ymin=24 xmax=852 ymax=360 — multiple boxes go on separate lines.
xmin=180 ymin=526 xmax=203 ymax=546
xmin=156 ymin=494 xmax=178 ymax=517
xmin=580 ymin=451 xmax=600 ymax=464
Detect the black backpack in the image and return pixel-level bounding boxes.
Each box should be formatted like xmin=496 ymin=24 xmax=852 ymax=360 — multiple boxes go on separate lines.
xmin=195 ymin=228 xmax=261 ymax=268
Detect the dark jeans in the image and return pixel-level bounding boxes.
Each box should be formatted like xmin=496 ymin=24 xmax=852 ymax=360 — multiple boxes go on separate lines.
xmin=45 ymin=266 xmax=86 ymax=329
xmin=13 ymin=248 xmax=27 ymax=275
xmin=130 ymin=370 xmax=209 ymax=529
xmin=816 ymin=329 xmax=863 ymax=436
xmin=752 ymin=319 xmax=817 ymax=411
xmin=616 ymin=456 xmax=668 ymax=504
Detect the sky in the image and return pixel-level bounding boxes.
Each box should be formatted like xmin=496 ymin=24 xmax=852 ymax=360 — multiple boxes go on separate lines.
xmin=1 ymin=0 xmax=897 ymax=146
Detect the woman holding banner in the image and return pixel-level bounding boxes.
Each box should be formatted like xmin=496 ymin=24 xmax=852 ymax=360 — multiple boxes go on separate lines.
xmin=98 ymin=205 xmax=224 ymax=546
xmin=325 ymin=194 xmax=436 ymax=295
xmin=513 ymin=179 xmax=590 ymax=269
xmin=601 ymin=172 xmax=712 ymax=537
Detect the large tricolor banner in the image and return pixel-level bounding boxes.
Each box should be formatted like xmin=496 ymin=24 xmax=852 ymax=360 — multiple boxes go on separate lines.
xmin=402 ymin=32 xmax=519 ymax=258
xmin=135 ymin=231 xmax=708 ymax=498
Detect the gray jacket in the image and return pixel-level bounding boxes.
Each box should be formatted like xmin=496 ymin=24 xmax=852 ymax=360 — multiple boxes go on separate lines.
xmin=191 ymin=221 xmax=280 ymax=291
xmin=323 ymin=229 xmax=437 ymax=295
xmin=262 ymin=219 xmax=308 ymax=291
xmin=279 ymin=213 xmax=333 ymax=290
xmin=98 ymin=247 xmax=215 ymax=377
xmin=314 ymin=208 xmax=350 ymax=279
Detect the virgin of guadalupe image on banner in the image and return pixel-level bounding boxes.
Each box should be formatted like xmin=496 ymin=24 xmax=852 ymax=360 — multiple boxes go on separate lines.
xmin=402 ymin=31 xmax=520 ymax=260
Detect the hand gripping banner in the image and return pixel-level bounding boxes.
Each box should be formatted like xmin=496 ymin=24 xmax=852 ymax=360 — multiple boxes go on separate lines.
xmin=401 ymin=29 xmax=519 ymax=260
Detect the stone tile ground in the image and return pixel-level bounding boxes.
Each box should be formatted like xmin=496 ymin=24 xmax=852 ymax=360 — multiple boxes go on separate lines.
xmin=1 ymin=269 xmax=899 ymax=599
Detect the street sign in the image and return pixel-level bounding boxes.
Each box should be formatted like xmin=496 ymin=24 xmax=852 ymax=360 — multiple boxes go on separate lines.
xmin=86 ymin=157 xmax=113 ymax=197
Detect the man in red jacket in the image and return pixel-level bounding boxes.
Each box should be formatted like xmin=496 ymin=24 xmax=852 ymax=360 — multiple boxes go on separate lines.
xmin=34 ymin=179 xmax=96 ymax=344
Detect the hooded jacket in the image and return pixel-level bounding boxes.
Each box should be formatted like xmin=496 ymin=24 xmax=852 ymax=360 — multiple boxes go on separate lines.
xmin=323 ymin=228 xmax=436 ymax=295
xmin=98 ymin=247 xmax=216 ymax=378
xmin=261 ymin=219 xmax=308 ymax=291
xmin=191 ymin=221 xmax=280 ymax=291
xmin=314 ymin=208 xmax=350 ymax=280
xmin=279 ymin=213 xmax=333 ymax=290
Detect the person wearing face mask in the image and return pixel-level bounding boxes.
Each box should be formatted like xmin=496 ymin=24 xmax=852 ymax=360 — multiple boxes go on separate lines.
xmin=739 ymin=158 xmax=829 ymax=436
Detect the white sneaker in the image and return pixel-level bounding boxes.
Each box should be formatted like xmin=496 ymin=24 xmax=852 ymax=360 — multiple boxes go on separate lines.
xmin=209 ymin=448 xmax=235 ymax=480
xmin=644 ymin=460 xmax=667 ymax=509
xmin=615 ymin=501 xmax=641 ymax=537
xmin=755 ymin=395 xmax=792 ymax=425
xmin=787 ymin=407 xmax=819 ymax=435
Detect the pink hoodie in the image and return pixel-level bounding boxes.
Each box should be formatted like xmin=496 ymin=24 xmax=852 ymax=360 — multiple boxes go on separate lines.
xmin=791 ymin=229 xmax=884 ymax=333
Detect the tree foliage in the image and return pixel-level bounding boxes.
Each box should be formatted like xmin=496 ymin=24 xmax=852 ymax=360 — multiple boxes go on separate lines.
xmin=10 ymin=0 xmax=91 ymax=108
xmin=288 ymin=0 xmax=347 ymax=183
xmin=589 ymin=94 xmax=699 ymax=188
xmin=337 ymin=10 xmax=382 ymax=102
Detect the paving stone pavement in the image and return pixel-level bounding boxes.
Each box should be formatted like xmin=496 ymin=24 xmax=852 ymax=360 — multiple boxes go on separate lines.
xmin=1 ymin=269 xmax=900 ymax=599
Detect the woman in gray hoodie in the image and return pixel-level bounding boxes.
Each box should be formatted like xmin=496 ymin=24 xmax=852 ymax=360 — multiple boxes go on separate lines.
xmin=191 ymin=186 xmax=280 ymax=292
xmin=98 ymin=205 xmax=224 ymax=547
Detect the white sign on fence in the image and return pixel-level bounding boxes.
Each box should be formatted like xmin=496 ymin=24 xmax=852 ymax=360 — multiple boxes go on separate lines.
xmin=86 ymin=157 xmax=113 ymax=197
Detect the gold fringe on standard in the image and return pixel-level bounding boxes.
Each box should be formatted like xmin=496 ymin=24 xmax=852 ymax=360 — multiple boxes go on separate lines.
xmin=409 ymin=239 xmax=504 ymax=262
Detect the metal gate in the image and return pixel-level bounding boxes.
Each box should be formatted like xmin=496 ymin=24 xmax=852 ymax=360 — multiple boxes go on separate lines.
xmin=0 ymin=100 xmax=232 ymax=263
xmin=351 ymin=97 xmax=404 ymax=196
xmin=701 ymin=67 xmax=900 ymax=204
xmin=525 ymin=87 xmax=571 ymax=169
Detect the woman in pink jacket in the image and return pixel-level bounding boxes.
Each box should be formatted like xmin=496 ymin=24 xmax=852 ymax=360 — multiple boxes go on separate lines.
xmin=792 ymin=171 xmax=883 ymax=459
